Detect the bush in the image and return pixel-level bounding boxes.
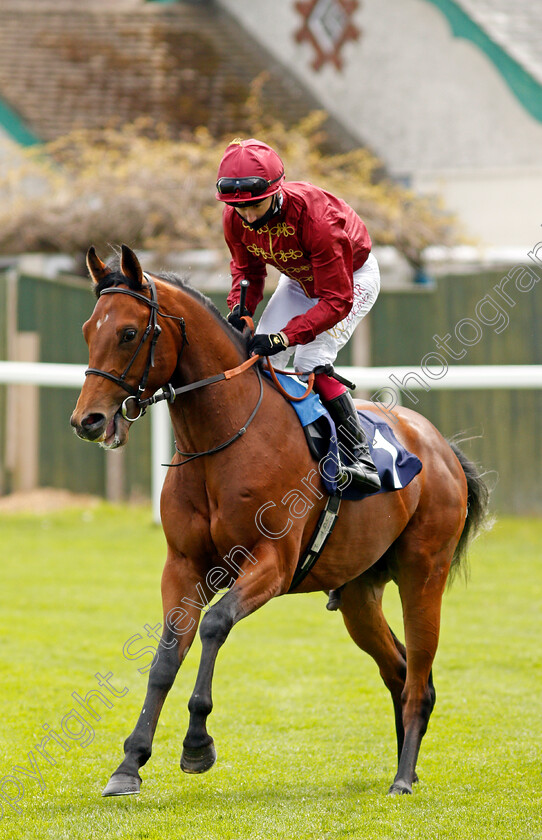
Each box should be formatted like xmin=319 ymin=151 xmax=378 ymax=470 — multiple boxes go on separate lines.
xmin=0 ymin=86 xmax=458 ymax=268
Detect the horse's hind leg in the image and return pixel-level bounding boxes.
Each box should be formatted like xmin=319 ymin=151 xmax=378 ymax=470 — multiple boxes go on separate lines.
xmin=339 ymin=572 xmax=409 ymax=775
xmin=388 ymin=545 xmax=451 ymax=795
xmin=385 ymin=626 xmax=435 ymax=785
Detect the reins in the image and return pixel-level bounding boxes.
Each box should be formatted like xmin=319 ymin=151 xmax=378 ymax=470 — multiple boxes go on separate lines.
xmin=139 ymin=354 xmax=261 ymax=412
xmin=264 ymin=362 xmax=314 ymax=401
xmin=172 ymin=363 xmax=264 ymax=466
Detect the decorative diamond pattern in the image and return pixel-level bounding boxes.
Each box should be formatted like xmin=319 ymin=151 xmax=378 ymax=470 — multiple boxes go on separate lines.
xmin=295 ymin=0 xmax=361 ymax=71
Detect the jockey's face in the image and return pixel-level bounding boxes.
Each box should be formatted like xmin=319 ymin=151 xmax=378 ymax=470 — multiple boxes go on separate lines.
xmin=233 ymin=196 xmax=273 ymax=225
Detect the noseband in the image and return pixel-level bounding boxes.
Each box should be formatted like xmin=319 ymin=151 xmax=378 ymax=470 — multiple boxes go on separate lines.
xmin=85 ymin=275 xmax=188 ymax=421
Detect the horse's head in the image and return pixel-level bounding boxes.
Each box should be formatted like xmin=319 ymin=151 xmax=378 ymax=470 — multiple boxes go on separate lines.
xmin=70 ymin=245 xmax=183 ymax=448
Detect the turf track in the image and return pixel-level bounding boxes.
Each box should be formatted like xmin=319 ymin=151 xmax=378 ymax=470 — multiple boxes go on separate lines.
xmin=0 ymin=505 xmax=540 ymax=839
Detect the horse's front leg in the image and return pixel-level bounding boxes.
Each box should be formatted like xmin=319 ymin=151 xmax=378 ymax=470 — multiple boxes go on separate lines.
xmin=103 ymin=552 xmax=208 ymax=796
xmin=180 ymin=541 xmax=285 ymax=774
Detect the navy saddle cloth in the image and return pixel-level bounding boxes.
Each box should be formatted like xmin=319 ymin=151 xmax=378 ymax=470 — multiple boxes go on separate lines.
xmin=265 ymin=370 xmax=422 ymax=501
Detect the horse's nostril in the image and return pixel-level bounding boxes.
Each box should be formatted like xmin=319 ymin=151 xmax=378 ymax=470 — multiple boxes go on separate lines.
xmin=82 ymin=413 xmax=106 ymax=430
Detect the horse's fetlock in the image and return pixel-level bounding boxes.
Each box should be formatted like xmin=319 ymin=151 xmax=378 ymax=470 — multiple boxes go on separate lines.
xmin=122 ymin=735 xmax=151 ymax=767
xmin=188 ymin=692 xmax=213 ymax=718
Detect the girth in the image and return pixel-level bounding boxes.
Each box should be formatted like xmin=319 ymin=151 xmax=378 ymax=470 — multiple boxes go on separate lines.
xmin=287 ymin=492 xmax=342 ymax=592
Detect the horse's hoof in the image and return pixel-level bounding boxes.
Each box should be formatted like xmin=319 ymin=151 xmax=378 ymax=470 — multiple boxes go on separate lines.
xmin=180 ymin=742 xmax=217 ymax=774
xmin=388 ymin=780 xmax=412 ymax=795
xmin=102 ymin=772 xmax=141 ymax=797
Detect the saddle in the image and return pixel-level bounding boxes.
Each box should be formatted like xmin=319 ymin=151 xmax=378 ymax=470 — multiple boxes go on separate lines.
xmin=264 ymin=369 xmax=423 ymax=502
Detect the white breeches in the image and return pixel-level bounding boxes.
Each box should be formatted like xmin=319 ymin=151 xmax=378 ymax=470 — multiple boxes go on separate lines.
xmin=256 ymin=252 xmax=381 ymax=373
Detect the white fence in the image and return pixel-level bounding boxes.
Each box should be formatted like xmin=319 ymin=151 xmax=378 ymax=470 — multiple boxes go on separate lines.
xmin=0 ymin=361 xmax=169 ymax=524
xmin=1 ymin=361 xmax=542 ymax=522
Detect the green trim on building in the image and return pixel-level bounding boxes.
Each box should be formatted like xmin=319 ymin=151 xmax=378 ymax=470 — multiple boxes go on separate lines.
xmin=0 ymin=99 xmax=40 ymax=146
xmin=426 ymin=0 xmax=542 ymax=123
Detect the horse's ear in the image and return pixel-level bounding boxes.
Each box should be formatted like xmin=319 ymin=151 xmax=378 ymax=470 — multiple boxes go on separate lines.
xmin=120 ymin=244 xmax=144 ymax=290
xmin=86 ymin=246 xmax=111 ymax=285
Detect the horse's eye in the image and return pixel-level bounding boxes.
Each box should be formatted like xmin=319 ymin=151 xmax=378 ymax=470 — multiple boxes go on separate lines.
xmin=121 ymin=328 xmax=137 ymax=344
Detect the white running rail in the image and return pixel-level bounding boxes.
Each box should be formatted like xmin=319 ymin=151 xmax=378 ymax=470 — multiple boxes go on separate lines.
xmin=2 ymin=361 xmax=542 ymax=522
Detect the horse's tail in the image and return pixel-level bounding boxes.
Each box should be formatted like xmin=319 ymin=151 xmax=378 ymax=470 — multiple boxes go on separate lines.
xmin=448 ymin=439 xmax=492 ymax=586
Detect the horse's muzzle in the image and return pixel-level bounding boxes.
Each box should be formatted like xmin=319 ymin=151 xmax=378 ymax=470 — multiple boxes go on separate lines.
xmin=71 ymin=407 xmax=131 ymax=449
xmin=70 ymin=411 xmax=107 ymax=442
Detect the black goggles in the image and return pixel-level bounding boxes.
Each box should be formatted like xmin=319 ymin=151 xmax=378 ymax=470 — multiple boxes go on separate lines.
xmin=216 ymin=172 xmax=283 ymax=198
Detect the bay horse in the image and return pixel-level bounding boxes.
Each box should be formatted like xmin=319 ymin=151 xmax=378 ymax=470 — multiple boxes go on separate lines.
xmin=70 ymin=245 xmax=489 ymax=797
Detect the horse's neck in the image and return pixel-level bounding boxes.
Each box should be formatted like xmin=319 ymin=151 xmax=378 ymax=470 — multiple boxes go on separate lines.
xmin=159 ymin=281 xmax=252 ymax=451
xmin=181 ymin=290 xmax=244 ymax=378
xmin=156 ymin=279 xmax=244 ymax=379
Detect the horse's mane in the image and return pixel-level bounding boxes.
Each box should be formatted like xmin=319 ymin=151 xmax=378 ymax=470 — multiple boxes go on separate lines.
xmin=93 ymin=258 xmax=249 ymax=358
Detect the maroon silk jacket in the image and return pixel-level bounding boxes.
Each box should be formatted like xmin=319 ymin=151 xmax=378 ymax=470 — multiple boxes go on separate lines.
xmin=224 ymin=181 xmax=371 ymax=346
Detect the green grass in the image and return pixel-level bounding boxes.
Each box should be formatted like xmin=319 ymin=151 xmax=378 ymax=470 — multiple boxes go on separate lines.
xmin=0 ymin=505 xmax=540 ymax=839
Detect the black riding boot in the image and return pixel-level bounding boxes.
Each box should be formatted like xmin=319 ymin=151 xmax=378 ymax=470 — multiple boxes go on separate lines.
xmin=324 ymin=392 xmax=381 ymax=493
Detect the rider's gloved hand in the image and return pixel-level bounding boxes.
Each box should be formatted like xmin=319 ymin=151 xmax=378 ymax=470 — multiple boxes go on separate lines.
xmin=227 ymin=304 xmax=252 ymax=332
xmin=248 ymin=332 xmax=289 ymax=357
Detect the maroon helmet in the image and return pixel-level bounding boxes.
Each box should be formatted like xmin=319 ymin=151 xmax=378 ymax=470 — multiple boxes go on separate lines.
xmin=216 ymin=139 xmax=285 ymax=204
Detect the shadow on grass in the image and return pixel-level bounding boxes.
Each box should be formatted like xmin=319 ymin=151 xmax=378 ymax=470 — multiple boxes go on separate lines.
xmin=87 ymin=774 xmax=392 ymax=816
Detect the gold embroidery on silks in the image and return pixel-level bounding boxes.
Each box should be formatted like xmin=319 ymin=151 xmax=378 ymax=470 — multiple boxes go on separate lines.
xmin=268 ymin=222 xmax=295 ymax=237
xmin=241 ymin=221 xmax=271 ymax=234
xmin=247 ymin=244 xmax=304 ymax=263
xmin=240 ymin=221 xmax=295 ymax=237
xmin=247 ymin=243 xmax=270 ymax=260
xmin=274 ymin=249 xmax=304 ymax=262
xmin=241 ymin=220 xmax=314 ymax=295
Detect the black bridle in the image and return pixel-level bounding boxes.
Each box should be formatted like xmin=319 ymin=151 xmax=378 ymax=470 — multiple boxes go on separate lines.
xmin=85 ymin=275 xmax=189 ymax=420
xmin=84 ymin=276 xmax=263 ymax=464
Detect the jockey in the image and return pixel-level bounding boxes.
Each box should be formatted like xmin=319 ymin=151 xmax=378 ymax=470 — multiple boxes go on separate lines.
xmin=216 ymin=138 xmax=381 ymax=493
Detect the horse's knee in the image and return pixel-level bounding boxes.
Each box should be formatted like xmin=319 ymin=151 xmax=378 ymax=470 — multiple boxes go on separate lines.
xmin=147 ymin=637 xmax=180 ymax=690
xmin=199 ymin=603 xmax=234 ymax=647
